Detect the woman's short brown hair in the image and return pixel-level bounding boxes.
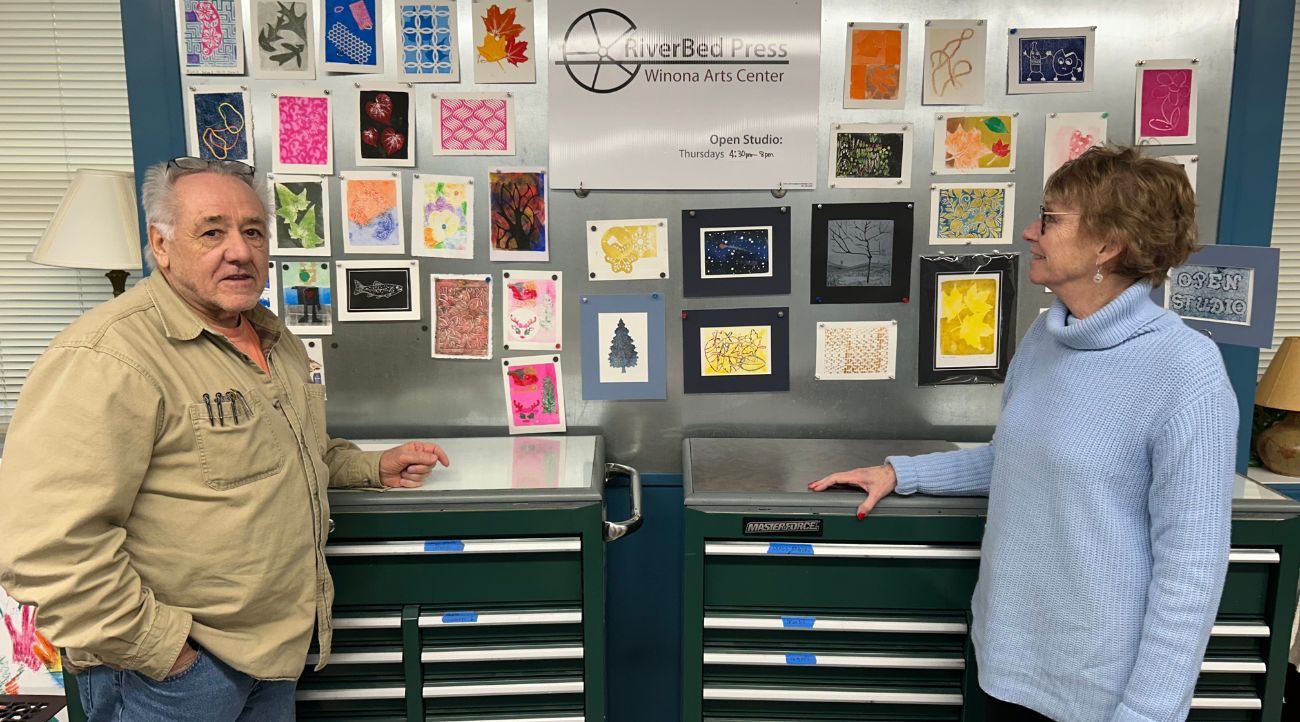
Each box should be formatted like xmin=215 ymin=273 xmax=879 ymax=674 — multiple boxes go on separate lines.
xmin=1045 ymin=146 xmax=1197 ymax=287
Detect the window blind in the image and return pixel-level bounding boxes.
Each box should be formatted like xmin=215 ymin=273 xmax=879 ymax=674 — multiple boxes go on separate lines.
xmin=1263 ymin=11 xmax=1300 ymax=374
xmin=0 ymin=1 xmax=135 ymax=434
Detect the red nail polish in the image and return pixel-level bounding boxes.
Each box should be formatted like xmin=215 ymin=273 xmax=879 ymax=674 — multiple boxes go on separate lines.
xmin=857 ymin=512 xmax=865 ymax=521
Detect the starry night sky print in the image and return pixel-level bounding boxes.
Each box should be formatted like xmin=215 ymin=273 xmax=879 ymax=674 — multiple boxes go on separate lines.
xmin=703 ymin=228 xmax=771 ymax=276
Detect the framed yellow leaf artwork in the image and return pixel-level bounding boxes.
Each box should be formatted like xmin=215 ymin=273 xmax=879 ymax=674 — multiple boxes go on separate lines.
xmin=919 ymin=254 xmax=1018 ymax=384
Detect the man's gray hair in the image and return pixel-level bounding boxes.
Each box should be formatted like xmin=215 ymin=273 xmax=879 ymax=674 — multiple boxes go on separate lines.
xmin=140 ymin=160 xmax=266 ymax=271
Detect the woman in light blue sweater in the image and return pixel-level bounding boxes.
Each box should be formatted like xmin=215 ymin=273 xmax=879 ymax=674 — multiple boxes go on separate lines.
xmin=810 ymin=146 xmax=1238 ymax=722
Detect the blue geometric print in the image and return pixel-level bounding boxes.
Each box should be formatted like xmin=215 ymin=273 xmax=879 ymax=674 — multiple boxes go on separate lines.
xmin=1017 ymin=36 xmax=1086 ymax=84
xmin=401 ymin=3 xmax=456 ymax=76
xmin=323 ymin=0 xmax=378 ymax=66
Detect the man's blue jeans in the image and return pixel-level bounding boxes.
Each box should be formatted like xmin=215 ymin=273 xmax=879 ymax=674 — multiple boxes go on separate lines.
xmin=75 ymin=644 xmax=296 ymax=722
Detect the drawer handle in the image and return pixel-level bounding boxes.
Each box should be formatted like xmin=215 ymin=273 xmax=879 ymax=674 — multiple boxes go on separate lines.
xmin=1210 ymin=623 xmax=1270 ymax=637
xmin=603 ymin=463 xmax=644 ymax=542
xmin=424 ymin=540 xmax=466 ymax=552
xmin=297 ymin=687 xmax=403 ymax=701
xmin=703 ymin=687 xmax=962 ymax=705
xmin=1190 ymin=696 xmax=1262 ymax=710
xmin=422 ymin=681 xmax=584 ymax=698
xmin=707 ymin=541 xmax=980 ymax=560
xmin=781 ymin=616 xmax=816 ymax=628
xmin=441 ymin=611 xmax=479 ymax=624
xmin=785 ymin=653 xmax=817 ymax=665
xmin=326 ymin=537 xmax=580 ymax=556
xmin=708 ymin=615 xmax=968 ymax=634
xmin=1228 ymin=548 xmax=1280 ymax=564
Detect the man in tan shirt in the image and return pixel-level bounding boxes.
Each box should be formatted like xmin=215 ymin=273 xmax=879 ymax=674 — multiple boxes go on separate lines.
xmin=0 ymin=158 xmax=449 ymax=722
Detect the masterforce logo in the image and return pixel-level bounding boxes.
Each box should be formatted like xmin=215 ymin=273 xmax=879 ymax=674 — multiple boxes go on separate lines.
xmin=556 ymin=9 xmax=790 ymax=93
xmin=742 ymin=518 xmax=823 ymax=536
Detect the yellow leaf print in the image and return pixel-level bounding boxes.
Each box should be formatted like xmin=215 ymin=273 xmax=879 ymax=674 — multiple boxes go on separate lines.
xmin=940 ymin=285 xmax=965 ymax=321
xmin=478 ymin=33 xmax=508 ymax=63
xmin=957 ymin=312 xmax=995 ymax=352
xmin=964 ymin=282 xmax=993 ymax=318
xmin=938 ymin=277 xmax=998 ymax=356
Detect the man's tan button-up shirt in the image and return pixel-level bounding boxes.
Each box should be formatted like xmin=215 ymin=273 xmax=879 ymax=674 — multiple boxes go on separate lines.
xmin=0 ymin=275 xmax=382 ymax=681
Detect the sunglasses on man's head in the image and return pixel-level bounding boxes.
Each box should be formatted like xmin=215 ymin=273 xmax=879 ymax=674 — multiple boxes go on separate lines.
xmin=167 ymin=156 xmax=255 ymax=176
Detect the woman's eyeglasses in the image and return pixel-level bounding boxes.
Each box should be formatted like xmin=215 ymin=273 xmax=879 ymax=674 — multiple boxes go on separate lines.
xmin=167 ymin=156 xmax=255 ymax=176
xmin=1039 ymin=204 xmax=1080 ymax=230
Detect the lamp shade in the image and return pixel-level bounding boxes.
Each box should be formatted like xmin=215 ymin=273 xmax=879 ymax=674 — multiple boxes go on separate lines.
xmin=1257 ymin=337 xmax=1300 ymax=412
xmin=29 ymin=168 xmax=141 ymax=271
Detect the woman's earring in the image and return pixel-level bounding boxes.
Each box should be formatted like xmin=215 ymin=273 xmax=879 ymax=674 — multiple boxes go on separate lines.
xmin=1093 ymin=266 xmax=1104 ymax=284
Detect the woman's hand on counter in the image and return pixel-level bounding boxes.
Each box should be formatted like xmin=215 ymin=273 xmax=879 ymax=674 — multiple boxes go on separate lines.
xmin=807 ymin=464 xmax=898 ymax=520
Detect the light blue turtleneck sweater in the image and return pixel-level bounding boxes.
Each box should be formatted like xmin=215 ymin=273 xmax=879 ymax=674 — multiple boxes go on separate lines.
xmin=887 ymin=280 xmax=1238 ymax=722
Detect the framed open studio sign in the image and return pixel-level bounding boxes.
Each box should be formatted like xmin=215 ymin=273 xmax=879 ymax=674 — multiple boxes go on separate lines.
xmin=1150 ymin=244 xmax=1280 ymax=348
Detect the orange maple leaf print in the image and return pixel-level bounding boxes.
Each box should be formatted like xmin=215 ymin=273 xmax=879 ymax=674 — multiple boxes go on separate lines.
xmin=478 ymin=32 xmax=508 ymax=63
xmin=483 ymin=5 xmax=523 ymax=40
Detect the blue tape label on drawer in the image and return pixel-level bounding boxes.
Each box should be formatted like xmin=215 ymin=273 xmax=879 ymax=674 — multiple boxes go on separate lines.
xmin=785 ymin=653 xmax=817 ymax=665
xmin=781 ymin=616 xmax=816 ymax=629
xmin=424 ymin=540 xmax=466 ymax=553
xmin=766 ymin=542 xmax=814 ymax=556
xmin=441 ymin=611 xmax=479 ymax=624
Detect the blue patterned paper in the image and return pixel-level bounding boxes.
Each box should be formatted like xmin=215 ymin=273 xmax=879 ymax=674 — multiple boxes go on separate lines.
xmin=401 ymin=2 xmax=456 ymax=76
xmin=192 ymin=91 xmax=250 ymax=162
xmin=1017 ymin=36 xmax=1086 ymax=84
xmin=324 ymin=0 xmax=379 ymax=67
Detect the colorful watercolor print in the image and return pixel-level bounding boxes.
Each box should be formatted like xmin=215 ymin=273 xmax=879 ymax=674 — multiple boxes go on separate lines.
xmin=938 ymin=276 xmax=998 ymax=358
xmin=942 ymin=115 xmax=1012 ymax=171
xmin=345 ymin=178 xmax=401 ymax=249
xmin=701 ymin=326 xmax=771 ymax=376
xmin=416 ymin=176 xmax=472 ymax=257
xmin=936 ymin=187 xmax=1007 ymax=241
xmin=848 ymin=28 xmax=902 ymax=100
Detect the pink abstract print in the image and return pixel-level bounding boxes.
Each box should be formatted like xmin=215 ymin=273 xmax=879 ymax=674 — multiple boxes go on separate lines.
xmin=507 ymin=361 xmax=560 ymax=427
xmin=195 ymin=2 xmax=224 ymax=56
xmin=278 ymin=96 xmax=330 ymax=166
xmin=441 ymin=98 xmax=508 ymax=151
xmin=1140 ymin=68 xmax=1191 ymax=137
xmin=434 ymin=277 xmax=491 ymax=356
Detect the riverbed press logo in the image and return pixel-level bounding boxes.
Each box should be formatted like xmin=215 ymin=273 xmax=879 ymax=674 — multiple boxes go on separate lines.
xmin=556 ymin=8 xmax=791 ymax=94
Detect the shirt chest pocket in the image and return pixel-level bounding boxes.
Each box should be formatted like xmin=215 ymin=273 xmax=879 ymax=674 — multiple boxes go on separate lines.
xmin=187 ymin=395 xmax=287 ymax=490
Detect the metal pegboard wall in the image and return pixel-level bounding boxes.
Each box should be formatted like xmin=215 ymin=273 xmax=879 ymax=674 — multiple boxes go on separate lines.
xmin=214 ymin=0 xmax=1236 ymax=472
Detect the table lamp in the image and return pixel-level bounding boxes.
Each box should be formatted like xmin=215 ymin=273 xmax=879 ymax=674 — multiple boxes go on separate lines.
xmin=1256 ymin=336 xmax=1300 ymax=476
xmin=28 ymin=168 xmax=141 ymax=296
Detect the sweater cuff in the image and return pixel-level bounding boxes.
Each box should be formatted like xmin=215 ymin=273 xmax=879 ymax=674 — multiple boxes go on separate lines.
xmin=884 ymin=455 xmax=920 ymax=495
xmin=1110 ymin=703 xmax=1158 ymax=722
xmin=133 ymin=601 xmax=193 ymax=681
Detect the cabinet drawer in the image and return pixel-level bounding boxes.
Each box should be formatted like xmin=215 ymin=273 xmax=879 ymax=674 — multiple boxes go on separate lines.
xmin=703 ymin=541 xmax=980 ymax=611
xmin=327 ymin=537 xmax=583 ymax=607
xmin=702 ymin=685 xmax=962 ymax=722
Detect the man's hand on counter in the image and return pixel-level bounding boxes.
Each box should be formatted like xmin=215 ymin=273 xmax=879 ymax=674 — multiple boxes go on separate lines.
xmin=807 ymin=464 xmax=898 ymax=520
xmin=379 ymin=441 xmax=451 ymax=488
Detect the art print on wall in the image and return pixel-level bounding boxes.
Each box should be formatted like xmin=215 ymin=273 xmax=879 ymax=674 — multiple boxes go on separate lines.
xmin=322 ymin=0 xmax=383 ymax=73
xmin=918 ymin=253 xmax=1019 ymax=385
xmin=682 ymin=207 xmax=791 ymax=298
xmin=815 ymin=320 xmax=897 ymax=381
xmin=280 ymin=261 xmax=334 ymax=335
xmin=501 ymin=355 xmax=566 ymax=434
xmin=933 ymin=113 xmax=1016 ymax=175
xmin=1043 ymin=112 xmax=1107 ymax=185
xmin=489 ymin=168 xmax=547 ymax=262
xmin=472 ymin=0 xmax=536 ymax=84
xmin=179 ymin=0 xmax=244 ymax=75
xmin=341 ymin=172 xmax=404 ymax=254
xmin=399 ymin=1 xmax=460 ymax=81
xmin=412 ymin=174 xmax=474 ymax=258
xmin=302 ymin=338 xmax=325 ymax=383
xmin=502 ymin=270 xmax=562 ymax=351
xmin=682 ymin=307 xmax=789 ymax=394
xmin=929 ymin=183 xmax=1016 ymax=246
xmin=829 ymin=123 xmax=912 ymax=189
xmin=431 ymin=273 xmax=493 ymax=359
xmin=1150 ymin=244 xmax=1281 ymax=347
xmin=336 ymin=260 xmax=421 ymax=321
xmin=1158 ymin=154 xmax=1198 ymax=194
xmin=356 ymin=87 xmax=413 ymax=167
xmin=252 ymin=0 xmax=315 ymax=78
xmin=272 ymin=91 xmax=333 ymax=174
xmin=433 ymin=93 xmax=516 ymax=155
xmin=922 ymin=19 xmax=986 ymax=105
xmin=260 ymin=260 xmax=278 ymax=314
xmin=810 ymin=202 xmax=913 ymax=304
xmin=186 ymin=86 xmax=253 ymax=164
xmin=268 ymin=174 xmax=331 ymax=256
xmin=1135 ymin=59 xmax=1198 ymax=145
xmin=1007 ymin=27 xmax=1095 ymax=94
xmin=585 ymin=218 xmax=669 ymax=280
xmin=580 ymin=294 xmax=666 ymax=400
xmin=843 ymin=22 xmax=907 ymax=109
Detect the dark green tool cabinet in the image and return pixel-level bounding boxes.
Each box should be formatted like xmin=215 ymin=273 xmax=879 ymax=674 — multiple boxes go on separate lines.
xmin=681 ymin=438 xmax=1300 ymax=722
xmin=296 ymin=435 xmax=641 ymax=722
